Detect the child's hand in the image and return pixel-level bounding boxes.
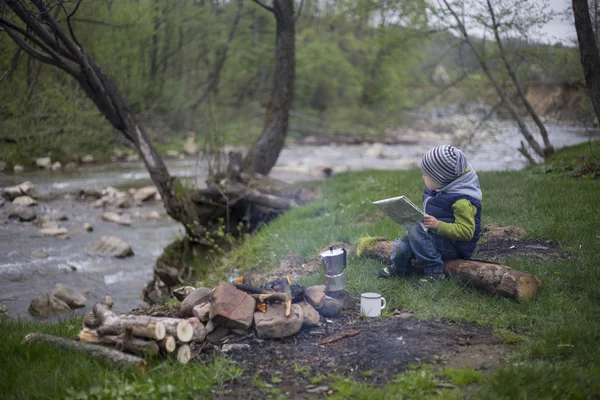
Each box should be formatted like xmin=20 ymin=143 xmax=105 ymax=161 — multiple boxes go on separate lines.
xmin=423 ymin=214 xmax=439 ymax=230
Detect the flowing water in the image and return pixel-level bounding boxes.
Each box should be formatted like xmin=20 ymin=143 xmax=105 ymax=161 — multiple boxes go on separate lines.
xmin=0 ymin=121 xmax=596 ymax=319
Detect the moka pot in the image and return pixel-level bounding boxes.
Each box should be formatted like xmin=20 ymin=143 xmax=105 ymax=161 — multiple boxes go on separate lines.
xmin=320 ymin=246 xmax=347 ymax=294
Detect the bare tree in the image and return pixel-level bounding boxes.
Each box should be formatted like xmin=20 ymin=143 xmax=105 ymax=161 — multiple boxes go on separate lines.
xmin=439 ymin=0 xmax=553 ymax=161
xmin=486 ymin=0 xmax=554 ymax=156
xmin=245 ymin=0 xmax=296 ymax=174
xmin=0 ymin=0 xmax=297 ymax=245
xmin=573 ymin=0 xmax=600 ymax=124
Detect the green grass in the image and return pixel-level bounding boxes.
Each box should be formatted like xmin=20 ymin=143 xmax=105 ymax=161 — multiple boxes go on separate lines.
xmin=0 ymin=317 xmax=244 ymax=399
xmin=1 ymin=141 xmax=599 ymax=399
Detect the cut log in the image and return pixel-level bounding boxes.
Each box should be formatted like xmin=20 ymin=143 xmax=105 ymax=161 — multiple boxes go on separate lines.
xmin=444 ymin=259 xmax=542 ymax=300
xmin=24 ymin=332 xmax=147 ymax=374
xmin=187 ymin=317 xmax=207 ymax=343
xmin=356 ymin=237 xmax=542 ymax=300
xmin=94 ymin=303 xmax=166 ymax=340
xmin=120 ymin=315 xmax=192 ymax=343
xmin=77 ymin=328 xmax=119 ymax=345
xmin=176 ymin=344 xmax=191 ymax=364
xmin=83 ymin=312 xmax=101 ymax=329
xmin=115 ymin=337 xmax=160 ymax=357
xmin=158 ymin=335 xmax=177 ymax=353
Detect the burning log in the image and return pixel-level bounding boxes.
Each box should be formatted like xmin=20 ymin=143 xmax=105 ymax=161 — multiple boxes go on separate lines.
xmin=158 ymin=336 xmax=177 ymax=353
xmin=251 ymin=292 xmax=292 ymax=317
xmin=25 ymin=332 xmax=147 ymax=374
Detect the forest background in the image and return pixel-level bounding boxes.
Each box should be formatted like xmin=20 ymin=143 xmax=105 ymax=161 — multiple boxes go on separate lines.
xmin=0 ymin=0 xmax=589 ymax=169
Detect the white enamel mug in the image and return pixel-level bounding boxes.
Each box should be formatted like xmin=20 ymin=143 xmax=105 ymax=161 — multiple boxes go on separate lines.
xmin=360 ymin=292 xmax=386 ymax=317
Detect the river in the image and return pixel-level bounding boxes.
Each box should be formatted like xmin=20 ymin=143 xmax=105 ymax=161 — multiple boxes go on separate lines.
xmin=0 ymin=120 xmax=595 ymax=319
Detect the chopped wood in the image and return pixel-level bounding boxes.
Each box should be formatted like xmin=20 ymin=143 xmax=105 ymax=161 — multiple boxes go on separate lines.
xmin=120 ymin=315 xmax=192 ymax=343
xmin=83 ymin=311 xmax=101 ymax=329
xmin=24 ymin=332 xmax=147 ymax=374
xmin=176 ymin=344 xmax=191 ymax=364
xmin=158 ymin=335 xmax=177 ymax=353
xmin=77 ymin=328 xmax=119 ymax=345
xmin=94 ymin=303 xmax=166 ymax=340
xmin=234 ymin=283 xmax=269 ymax=294
xmin=317 ymin=329 xmax=360 ymax=346
xmin=116 ymin=337 xmax=159 ymax=357
xmin=444 ymin=259 xmax=542 ymax=300
xmin=187 ymin=317 xmax=207 ymax=343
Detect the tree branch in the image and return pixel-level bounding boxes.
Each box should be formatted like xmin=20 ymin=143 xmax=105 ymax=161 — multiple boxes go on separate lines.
xmin=1 ymin=26 xmax=59 ymax=67
xmin=63 ymin=0 xmax=84 ymax=48
xmin=253 ymin=0 xmax=274 ymax=13
xmin=294 ymin=0 xmax=304 ymax=23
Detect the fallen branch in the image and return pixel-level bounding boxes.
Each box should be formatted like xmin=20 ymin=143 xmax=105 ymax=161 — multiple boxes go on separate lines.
xmin=317 ymin=329 xmax=361 ymax=346
xmin=24 ymin=332 xmax=147 ymax=374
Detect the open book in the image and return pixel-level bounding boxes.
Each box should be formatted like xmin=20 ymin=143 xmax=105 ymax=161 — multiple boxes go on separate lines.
xmin=373 ymin=195 xmax=427 ymax=232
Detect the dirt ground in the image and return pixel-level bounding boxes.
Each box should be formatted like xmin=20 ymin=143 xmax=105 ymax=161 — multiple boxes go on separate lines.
xmin=196 ymin=310 xmax=511 ymax=399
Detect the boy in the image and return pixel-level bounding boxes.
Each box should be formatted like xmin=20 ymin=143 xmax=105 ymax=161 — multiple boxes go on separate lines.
xmin=377 ymin=145 xmax=482 ymax=280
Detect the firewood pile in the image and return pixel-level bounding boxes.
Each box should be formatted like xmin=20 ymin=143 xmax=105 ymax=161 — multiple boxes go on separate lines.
xmin=23 ymin=277 xmax=349 ymax=373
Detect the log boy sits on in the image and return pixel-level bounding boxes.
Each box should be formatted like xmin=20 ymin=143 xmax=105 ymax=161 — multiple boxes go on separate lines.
xmin=377 ymin=145 xmax=483 ymax=281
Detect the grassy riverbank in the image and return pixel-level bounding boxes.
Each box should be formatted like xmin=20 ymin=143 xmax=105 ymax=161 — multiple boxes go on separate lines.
xmin=1 ymin=141 xmax=599 ymax=399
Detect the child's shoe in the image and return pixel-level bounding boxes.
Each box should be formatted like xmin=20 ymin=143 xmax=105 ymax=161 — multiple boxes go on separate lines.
xmin=376 ymin=265 xmax=397 ymax=279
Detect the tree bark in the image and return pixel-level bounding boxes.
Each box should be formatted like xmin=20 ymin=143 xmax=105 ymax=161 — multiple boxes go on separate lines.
xmin=25 ymin=332 xmax=147 ymax=374
xmin=119 ymin=315 xmax=193 ymax=343
xmin=573 ymin=0 xmax=600 ymax=124
xmin=486 ymin=0 xmax=554 ymax=156
xmin=245 ymin=0 xmax=296 ymax=175
xmin=444 ymin=259 xmax=541 ymax=301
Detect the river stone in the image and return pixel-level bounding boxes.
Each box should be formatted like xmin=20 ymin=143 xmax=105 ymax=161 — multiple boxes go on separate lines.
xmin=133 ymin=186 xmax=157 ymax=202
xmin=254 ymin=303 xmax=304 ymax=339
xmin=366 ymin=143 xmax=385 ymax=158
xmin=13 ymin=165 xmax=24 ymax=173
xmin=81 ymin=154 xmax=95 ymax=163
xmin=36 ymin=157 xmax=51 ymax=169
xmin=9 ymin=206 xmax=36 ymax=222
xmin=101 ymin=211 xmax=132 ymax=226
xmin=3 ymin=186 xmax=23 ymax=200
xmin=28 ymin=293 xmax=72 ymax=317
xmin=192 ymin=302 xmax=211 ymax=323
xmin=305 ymin=285 xmax=326 ymax=310
xmin=126 ymin=154 xmax=140 ymax=162
xmin=88 ymin=236 xmax=133 ymax=258
xmin=51 ymin=161 xmax=62 ymax=171
xmin=112 ymin=148 xmax=125 ymax=160
xmin=83 ymin=222 xmax=93 ymax=232
xmin=52 ymin=283 xmax=86 ymax=309
xmin=0 ymin=161 xmax=5 ymax=172
xmin=317 ymin=296 xmax=343 ymax=318
xmin=80 ymin=187 xmax=103 ymax=199
xmin=181 ymin=287 xmax=212 ymax=317
xmin=18 ymin=181 xmax=38 ymax=198
xmin=166 ymin=150 xmax=180 ymax=158
xmin=206 ymin=326 xmax=230 ymax=344
xmin=0 ymin=303 xmax=7 ymax=317
xmin=39 ymin=227 xmax=69 ymax=237
xmin=13 ymin=196 xmax=37 ymax=207
xmin=64 ymin=162 xmax=77 ymax=171
xmin=209 ymin=283 xmax=255 ymax=330
xmin=31 ymin=251 xmax=49 ymax=259
xmin=297 ymin=301 xmax=320 ymax=327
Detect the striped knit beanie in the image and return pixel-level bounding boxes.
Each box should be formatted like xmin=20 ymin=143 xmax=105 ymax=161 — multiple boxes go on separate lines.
xmin=419 ymin=145 xmax=469 ymax=186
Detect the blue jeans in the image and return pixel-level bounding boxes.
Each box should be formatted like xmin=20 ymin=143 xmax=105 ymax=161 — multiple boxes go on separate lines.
xmin=390 ymin=223 xmax=460 ymax=276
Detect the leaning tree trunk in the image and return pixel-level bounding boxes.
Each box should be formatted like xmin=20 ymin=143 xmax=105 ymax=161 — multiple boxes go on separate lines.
xmin=244 ymin=0 xmax=296 ymax=175
xmin=486 ymin=0 xmax=554 ymax=156
xmin=441 ymin=0 xmax=547 ymax=160
xmin=573 ymin=0 xmax=600 ymax=124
